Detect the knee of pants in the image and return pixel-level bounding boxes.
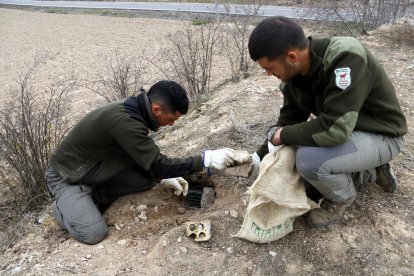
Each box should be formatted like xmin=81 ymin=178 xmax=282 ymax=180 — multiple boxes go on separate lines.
xmin=75 ymin=220 xmax=108 ymax=245
xmin=296 ymin=148 xmax=320 ymax=181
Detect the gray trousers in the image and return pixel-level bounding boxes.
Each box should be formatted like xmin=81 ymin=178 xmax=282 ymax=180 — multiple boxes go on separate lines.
xmin=296 ymin=131 xmax=404 ymax=202
xmin=46 ymin=165 xmax=155 ymax=244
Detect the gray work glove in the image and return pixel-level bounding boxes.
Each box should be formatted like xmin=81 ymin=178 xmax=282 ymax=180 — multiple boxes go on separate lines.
xmin=267 ymin=125 xmax=281 ymax=144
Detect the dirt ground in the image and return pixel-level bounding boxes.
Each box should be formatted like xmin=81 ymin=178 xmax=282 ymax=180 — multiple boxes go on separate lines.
xmin=0 ymin=8 xmax=413 ymax=276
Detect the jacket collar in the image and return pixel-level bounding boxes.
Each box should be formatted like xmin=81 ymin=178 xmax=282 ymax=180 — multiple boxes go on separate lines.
xmin=143 ymin=93 xmax=159 ymax=132
xmin=124 ymin=93 xmax=159 ymax=132
xmin=306 ymin=36 xmax=330 ymax=77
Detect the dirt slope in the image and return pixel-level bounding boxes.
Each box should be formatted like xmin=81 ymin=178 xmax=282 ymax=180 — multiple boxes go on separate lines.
xmin=0 ymin=8 xmax=413 ymax=276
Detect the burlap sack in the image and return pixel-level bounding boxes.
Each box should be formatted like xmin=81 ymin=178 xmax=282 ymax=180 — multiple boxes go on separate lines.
xmin=234 ymin=146 xmax=318 ymax=243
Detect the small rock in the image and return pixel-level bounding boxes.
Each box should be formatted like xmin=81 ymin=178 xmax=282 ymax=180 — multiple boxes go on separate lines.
xmin=224 ymin=163 xmax=253 ymax=178
xmin=98 ymin=245 xmax=104 ymax=250
xmin=115 ymin=224 xmax=121 ymax=231
xmin=177 ymin=237 xmax=182 ymax=243
xmin=81 ymin=257 xmax=88 ymax=261
xmin=161 ymin=238 xmax=169 ymax=247
xmin=154 ymin=206 xmax=159 ymax=213
xmin=179 ymin=247 xmax=188 ymax=253
xmin=117 ymin=239 xmax=127 ymax=246
xmin=230 ymin=210 xmax=239 ymax=218
xmin=86 ymin=254 xmax=92 ymax=259
xmin=226 ymin=247 xmax=233 ymax=254
xmin=200 ymin=187 xmax=215 ymax=208
xmin=138 ymin=211 xmax=147 ymax=221
xmin=177 ymin=207 xmax=185 ymax=214
xmin=141 ymin=250 xmax=147 ymax=254
xmin=269 ymin=251 xmax=277 ymax=257
xmin=136 ymin=205 xmax=148 ymax=212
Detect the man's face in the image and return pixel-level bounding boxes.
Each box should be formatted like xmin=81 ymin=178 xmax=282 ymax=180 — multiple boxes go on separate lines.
xmin=152 ymin=104 xmax=182 ymax=127
xmin=257 ymin=56 xmax=298 ymax=82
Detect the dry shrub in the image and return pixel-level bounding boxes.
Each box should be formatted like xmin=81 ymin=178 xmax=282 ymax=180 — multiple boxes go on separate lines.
xmin=373 ymin=17 xmax=414 ymax=46
xmin=0 ymin=52 xmax=74 ymax=250
xmin=221 ymin=0 xmax=264 ymax=81
xmin=83 ymin=50 xmax=149 ymax=102
xmin=153 ymin=22 xmax=221 ymax=106
xmin=302 ymin=0 xmax=411 ymax=35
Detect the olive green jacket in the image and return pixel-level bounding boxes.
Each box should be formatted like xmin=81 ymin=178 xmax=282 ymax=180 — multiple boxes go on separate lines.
xmin=258 ymin=36 xmax=407 ymax=157
xmin=49 ymin=94 xmax=203 ymax=184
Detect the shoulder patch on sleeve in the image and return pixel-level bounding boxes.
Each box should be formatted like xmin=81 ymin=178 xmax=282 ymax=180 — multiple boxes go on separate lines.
xmin=335 ymin=67 xmax=351 ymax=90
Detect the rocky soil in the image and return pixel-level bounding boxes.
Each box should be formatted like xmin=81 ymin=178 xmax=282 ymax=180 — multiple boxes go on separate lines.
xmin=0 ymin=8 xmax=413 ymax=276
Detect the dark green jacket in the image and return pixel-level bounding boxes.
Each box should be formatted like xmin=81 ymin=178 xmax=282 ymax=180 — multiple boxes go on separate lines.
xmin=50 ymin=93 xmax=203 ymax=184
xmin=258 ymin=36 xmax=407 ymax=157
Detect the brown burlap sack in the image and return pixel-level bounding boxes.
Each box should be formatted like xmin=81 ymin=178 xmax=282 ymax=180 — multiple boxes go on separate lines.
xmin=234 ymin=146 xmax=318 ymax=243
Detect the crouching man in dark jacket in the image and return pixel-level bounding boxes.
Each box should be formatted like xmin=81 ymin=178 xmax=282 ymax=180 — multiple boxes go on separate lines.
xmin=46 ymin=80 xmax=236 ymax=244
xmin=249 ymin=17 xmax=407 ymax=228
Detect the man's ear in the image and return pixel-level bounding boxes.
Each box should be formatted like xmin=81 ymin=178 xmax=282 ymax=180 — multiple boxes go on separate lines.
xmin=151 ymin=104 xmax=162 ymax=114
xmin=285 ymin=50 xmax=299 ymax=65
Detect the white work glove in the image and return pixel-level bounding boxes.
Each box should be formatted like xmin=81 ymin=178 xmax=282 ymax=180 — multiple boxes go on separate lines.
xmin=203 ymin=148 xmax=235 ymax=170
xmin=268 ymin=141 xmax=277 ymax=153
xmin=160 ymin=177 xmax=189 ymax=196
xmin=251 ymin=152 xmax=261 ymax=170
xmin=267 ymin=141 xmax=283 ymax=153
xmin=232 ymin=150 xmax=252 ymax=164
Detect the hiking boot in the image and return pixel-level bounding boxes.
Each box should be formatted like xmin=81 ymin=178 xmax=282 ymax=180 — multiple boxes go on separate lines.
xmin=375 ymin=163 xmax=397 ymax=193
xmin=307 ymin=195 xmax=356 ymax=228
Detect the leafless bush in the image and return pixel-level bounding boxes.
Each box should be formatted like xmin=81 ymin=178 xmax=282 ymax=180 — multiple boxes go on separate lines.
xmin=302 ymin=0 xmax=410 ymax=35
xmin=0 ymin=52 xmax=74 ymax=214
xmin=220 ymin=0 xmax=264 ymax=81
xmin=152 ymin=22 xmax=221 ymax=106
xmin=84 ymin=51 xmax=149 ymax=102
xmin=372 ymin=17 xmax=414 ymax=45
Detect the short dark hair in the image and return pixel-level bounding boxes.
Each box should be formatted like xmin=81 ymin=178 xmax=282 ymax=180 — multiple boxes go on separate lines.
xmin=147 ymin=80 xmax=189 ymax=114
xmin=248 ymin=16 xmax=308 ymax=61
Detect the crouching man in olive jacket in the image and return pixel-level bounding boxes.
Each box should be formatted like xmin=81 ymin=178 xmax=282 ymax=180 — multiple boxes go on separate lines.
xmin=46 ymin=80 xmax=236 ymax=244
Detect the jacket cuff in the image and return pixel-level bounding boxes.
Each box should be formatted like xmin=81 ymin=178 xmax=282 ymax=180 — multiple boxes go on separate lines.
xmin=193 ymin=154 xmax=204 ymax=172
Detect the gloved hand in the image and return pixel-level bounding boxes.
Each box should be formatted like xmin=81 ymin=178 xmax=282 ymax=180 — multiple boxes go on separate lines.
xmin=251 ymin=152 xmax=261 ymax=170
xmin=268 ymin=141 xmax=283 ymax=153
xmin=267 ymin=125 xmax=283 ymax=146
xmin=267 ymin=125 xmax=280 ymax=141
xmin=232 ymin=150 xmax=251 ymax=164
xmin=203 ymin=148 xmax=235 ymax=170
xmin=161 ymin=177 xmax=189 ymax=196
xmin=268 ymin=141 xmax=277 ymax=153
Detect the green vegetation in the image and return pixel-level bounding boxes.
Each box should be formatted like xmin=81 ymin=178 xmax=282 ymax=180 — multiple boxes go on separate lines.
xmin=192 ymin=18 xmax=210 ymax=25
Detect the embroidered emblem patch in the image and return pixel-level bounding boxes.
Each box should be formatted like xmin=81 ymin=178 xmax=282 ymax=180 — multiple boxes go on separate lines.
xmin=335 ymin=67 xmax=351 ymax=90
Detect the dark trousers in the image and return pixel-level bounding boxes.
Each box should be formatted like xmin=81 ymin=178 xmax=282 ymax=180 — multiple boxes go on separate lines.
xmin=46 ymin=165 xmax=156 ymax=245
xmin=92 ymin=165 xmax=156 ymax=206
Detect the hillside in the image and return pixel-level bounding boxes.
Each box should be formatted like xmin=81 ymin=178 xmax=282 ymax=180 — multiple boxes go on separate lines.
xmin=0 ymin=8 xmax=413 ymax=275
